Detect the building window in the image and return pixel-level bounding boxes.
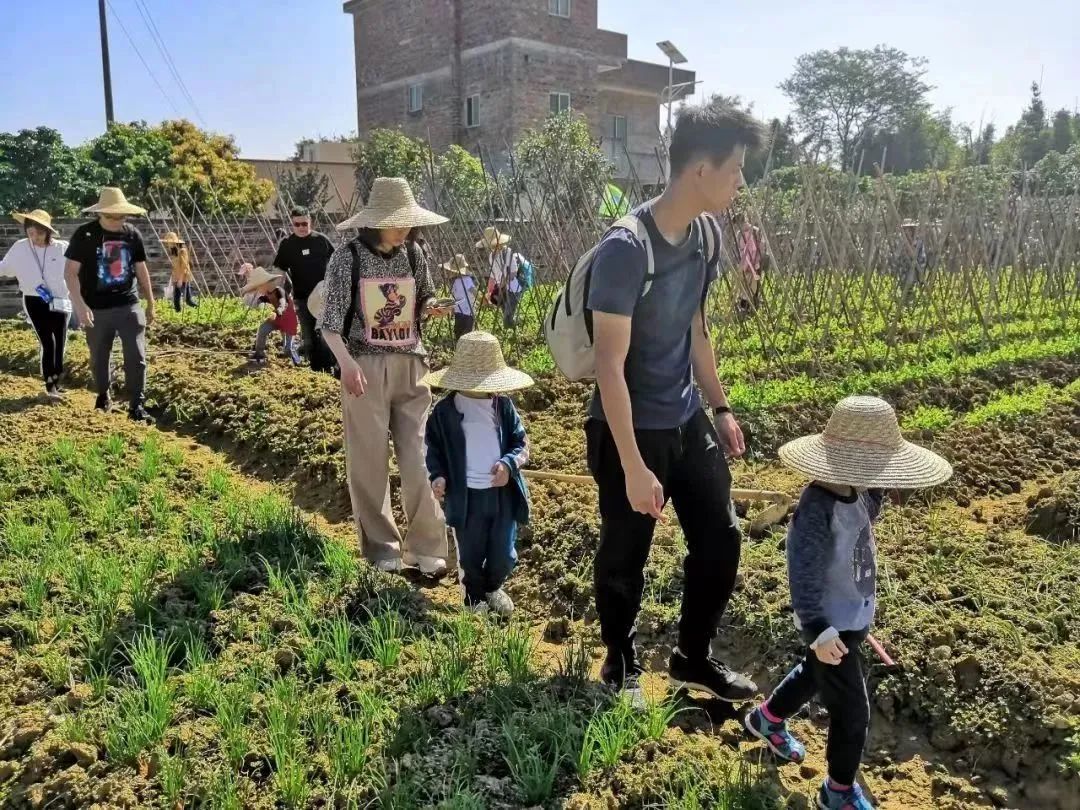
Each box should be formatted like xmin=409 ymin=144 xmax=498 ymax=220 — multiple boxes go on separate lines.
xmin=610 ymin=114 xmax=627 ymax=142
xmin=408 ymin=84 xmax=423 ymax=113
xmin=548 ymin=0 xmax=570 ymax=17
xmin=549 ymin=92 xmax=571 ymax=115
xmin=465 ymin=94 xmax=481 ymax=128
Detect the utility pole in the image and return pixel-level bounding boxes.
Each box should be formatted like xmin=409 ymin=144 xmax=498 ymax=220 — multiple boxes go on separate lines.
xmin=98 ymin=0 xmax=115 ymax=126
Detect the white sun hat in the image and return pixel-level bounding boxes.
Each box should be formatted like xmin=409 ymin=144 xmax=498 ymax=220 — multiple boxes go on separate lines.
xmin=336 ymin=177 xmax=448 ymax=231
xmin=421 ymin=331 xmax=534 ymax=394
xmin=778 ymin=396 xmax=953 ymax=489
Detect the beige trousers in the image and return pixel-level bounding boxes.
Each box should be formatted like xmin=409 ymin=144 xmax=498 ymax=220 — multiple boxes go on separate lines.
xmin=341 ymin=353 xmax=447 ymax=563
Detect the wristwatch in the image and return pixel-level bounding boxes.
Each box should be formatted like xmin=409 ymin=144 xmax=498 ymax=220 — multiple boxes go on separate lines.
xmin=712 ymin=405 xmax=732 ymax=417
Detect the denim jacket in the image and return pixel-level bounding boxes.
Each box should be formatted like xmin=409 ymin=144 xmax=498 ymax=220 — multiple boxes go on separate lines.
xmin=425 ymin=394 xmax=530 ymax=530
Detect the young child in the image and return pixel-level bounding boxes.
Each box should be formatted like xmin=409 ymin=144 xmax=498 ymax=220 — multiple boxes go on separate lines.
xmin=162 ymin=232 xmax=198 ymax=312
xmin=422 ymin=331 xmax=533 ymax=615
xmin=442 ymin=254 xmax=477 ymax=340
xmin=241 ymin=266 xmax=301 ymax=365
xmin=744 ymin=396 xmax=952 ymax=810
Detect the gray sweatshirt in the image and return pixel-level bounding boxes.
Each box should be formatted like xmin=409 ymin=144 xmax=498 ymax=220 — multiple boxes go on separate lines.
xmin=787 ymin=485 xmax=885 ymax=639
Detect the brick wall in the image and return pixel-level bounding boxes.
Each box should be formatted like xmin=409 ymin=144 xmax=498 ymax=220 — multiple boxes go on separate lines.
xmin=0 ymin=218 xmax=287 ymax=318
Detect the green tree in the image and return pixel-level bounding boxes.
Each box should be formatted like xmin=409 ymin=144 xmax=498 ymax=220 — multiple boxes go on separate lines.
xmin=861 ymin=109 xmax=960 ymax=174
xmin=353 ymin=129 xmax=428 ymax=199
xmin=276 ymin=164 xmax=332 ymax=210
xmin=0 ymin=127 xmax=99 ymax=216
xmin=1032 ymin=144 xmax=1080 ymax=195
xmin=154 ymin=120 xmax=274 ymax=216
xmin=1051 ymin=109 xmax=1075 ymax=155
xmin=744 ymin=116 xmax=799 ymax=183
xmin=516 ymin=112 xmax=612 ymax=216
xmin=779 ymin=45 xmax=931 ymax=170
xmin=434 ymin=145 xmax=489 ymax=214
xmin=81 ymin=121 xmax=173 ymax=209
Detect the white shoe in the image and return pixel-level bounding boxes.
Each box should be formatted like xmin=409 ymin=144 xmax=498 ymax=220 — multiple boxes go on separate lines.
xmin=404 ymin=554 xmax=448 ymax=578
xmin=374 ymin=558 xmax=403 ymax=573
xmin=485 ymin=589 xmax=514 ymax=617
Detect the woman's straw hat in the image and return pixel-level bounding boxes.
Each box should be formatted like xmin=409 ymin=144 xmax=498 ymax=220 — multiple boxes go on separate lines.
xmin=82 ymin=187 xmax=147 ymax=216
xmin=476 ymin=226 xmax=511 ymax=249
xmin=241 ymin=266 xmax=284 ymax=294
xmin=307 ymin=280 xmax=326 ymax=322
xmin=441 ymin=254 xmax=471 ymax=275
xmin=13 ymin=209 xmax=58 ymax=235
xmin=336 ymin=177 xmax=448 ymax=231
xmin=422 ymin=331 xmax=534 ymax=394
xmin=779 ymin=396 xmax=952 ymax=489
xmin=161 ymin=231 xmax=185 ymax=246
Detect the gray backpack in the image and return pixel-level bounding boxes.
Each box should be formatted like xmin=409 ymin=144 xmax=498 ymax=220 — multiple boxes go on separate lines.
xmin=544 ymin=213 xmax=719 ymax=381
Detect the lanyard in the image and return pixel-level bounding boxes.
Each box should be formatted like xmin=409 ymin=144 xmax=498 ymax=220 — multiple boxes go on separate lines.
xmin=27 ymin=242 xmax=50 ymax=285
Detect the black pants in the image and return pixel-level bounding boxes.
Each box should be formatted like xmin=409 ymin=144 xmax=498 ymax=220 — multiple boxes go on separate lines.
xmin=453 ymin=313 xmax=475 ymax=340
xmin=295 ymin=298 xmax=332 ymax=373
xmin=766 ymin=630 xmax=869 ymax=786
xmin=172 ymin=282 xmax=198 ymax=312
xmin=24 ymin=296 xmax=69 ymax=386
xmin=586 ymin=408 xmax=742 ymax=662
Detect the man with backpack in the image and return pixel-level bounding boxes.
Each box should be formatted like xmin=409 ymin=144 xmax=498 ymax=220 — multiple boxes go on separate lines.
xmin=578 ymin=102 xmax=765 ymax=701
xmin=477 ymin=227 xmax=533 ymax=328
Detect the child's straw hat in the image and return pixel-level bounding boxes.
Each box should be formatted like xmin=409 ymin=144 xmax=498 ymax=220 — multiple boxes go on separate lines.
xmin=441 ymin=254 xmax=471 ymax=275
xmin=476 ymin=226 xmax=511 ymax=250
xmin=779 ymin=396 xmax=952 ymax=489
xmin=12 ymin=209 xmax=58 ymax=235
xmin=241 ymin=266 xmax=283 ymax=294
xmin=336 ymin=177 xmax=448 ymax=231
xmin=422 ymin=331 xmax=533 ymax=394
xmin=161 ymin=231 xmax=185 ymax=245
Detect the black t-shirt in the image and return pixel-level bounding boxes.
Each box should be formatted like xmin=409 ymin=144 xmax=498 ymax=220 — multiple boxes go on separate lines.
xmin=273 ymin=232 xmax=335 ymax=301
xmin=64 ymin=220 xmax=147 ymax=310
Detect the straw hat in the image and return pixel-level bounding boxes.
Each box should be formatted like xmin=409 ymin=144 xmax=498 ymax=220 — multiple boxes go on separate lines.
xmin=12 ymin=209 xmax=58 ymax=235
xmin=476 ymin=226 xmax=511 ymax=250
xmin=241 ymin=266 xmax=284 ymax=293
xmin=422 ymin=331 xmax=534 ymax=394
xmin=336 ymin=177 xmax=448 ymax=231
xmin=778 ymin=396 xmax=952 ymax=489
xmin=441 ymin=254 xmax=471 ymax=275
xmin=307 ymin=280 xmax=326 ymax=322
xmin=161 ymin=231 xmax=185 ymax=246
xmin=82 ymin=187 xmax=147 ymax=216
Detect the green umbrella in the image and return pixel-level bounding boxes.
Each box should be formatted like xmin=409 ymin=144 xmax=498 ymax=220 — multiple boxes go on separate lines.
xmin=599 ymin=183 xmax=630 ymax=218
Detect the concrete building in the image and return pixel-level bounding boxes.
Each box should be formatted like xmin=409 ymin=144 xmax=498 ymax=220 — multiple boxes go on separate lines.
xmin=342 ymin=0 xmax=695 ymax=186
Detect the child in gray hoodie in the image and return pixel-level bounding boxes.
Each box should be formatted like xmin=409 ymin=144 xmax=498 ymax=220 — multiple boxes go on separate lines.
xmin=743 ymin=396 xmax=952 ymax=810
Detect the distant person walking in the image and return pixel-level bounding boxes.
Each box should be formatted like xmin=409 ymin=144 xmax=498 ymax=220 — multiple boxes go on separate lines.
xmin=585 ymin=102 xmax=764 ymax=702
xmin=443 ymin=254 xmax=477 ymax=339
xmin=478 ymin=227 xmax=524 ymax=329
xmin=162 ymin=232 xmax=198 ymax=312
xmin=321 ymin=178 xmax=455 ymax=576
xmin=0 ymin=210 xmax=71 ymax=399
xmin=273 ymin=208 xmax=335 ymax=372
xmin=65 ymin=187 xmax=157 ymax=423
xmin=736 ymin=218 xmax=763 ymax=313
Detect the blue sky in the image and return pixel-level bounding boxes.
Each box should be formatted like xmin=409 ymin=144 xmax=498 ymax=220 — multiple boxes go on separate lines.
xmin=1 ymin=0 xmax=1076 ymax=157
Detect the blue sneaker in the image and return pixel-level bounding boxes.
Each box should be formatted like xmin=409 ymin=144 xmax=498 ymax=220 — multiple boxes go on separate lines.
xmin=817 ymin=780 xmax=875 ymax=810
xmin=743 ymin=705 xmax=806 ymax=763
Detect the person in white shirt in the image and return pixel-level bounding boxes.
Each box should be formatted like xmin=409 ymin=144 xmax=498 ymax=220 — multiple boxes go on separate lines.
xmin=0 ymin=210 xmax=71 ymax=400
xmin=476 ymin=227 xmax=523 ymax=328
xmin=442 ymin=253 xmax=477 ymax=339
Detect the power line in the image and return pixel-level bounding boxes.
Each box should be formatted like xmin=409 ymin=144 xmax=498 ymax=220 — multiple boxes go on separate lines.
xmin=130 ymin=0 xmax=206 ymax=124
xmin=105 ymin=0 xmax=183 ymax=117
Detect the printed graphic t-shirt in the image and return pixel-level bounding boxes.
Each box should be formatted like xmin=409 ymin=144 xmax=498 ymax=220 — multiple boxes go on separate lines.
xmin=65 ymin=221 xmax=147 ymax=310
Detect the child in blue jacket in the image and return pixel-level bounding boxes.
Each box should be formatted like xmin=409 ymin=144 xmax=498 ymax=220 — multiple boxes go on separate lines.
xmin=423 ymin=331 xmax=533 ymax=616
xmin=744 ymin=396 xmax=952 ymax=810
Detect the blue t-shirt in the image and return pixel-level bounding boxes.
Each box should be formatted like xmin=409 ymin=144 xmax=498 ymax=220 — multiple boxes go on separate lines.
xmin=586 ymin=203 xmax=719 ymax=430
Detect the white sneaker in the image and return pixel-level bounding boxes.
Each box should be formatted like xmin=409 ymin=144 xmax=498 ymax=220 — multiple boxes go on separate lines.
xmin=485 ymin=589 xmax=514 ymax=617
xmin=404 ymin=554 xmax=448 ymax=578
xmin=374 ymin=558 xmax=403 ymax=573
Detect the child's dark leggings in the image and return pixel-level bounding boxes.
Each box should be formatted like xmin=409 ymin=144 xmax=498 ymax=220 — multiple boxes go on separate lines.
xmin=765 ymin=629 xmax=869 ymax=786
xmin=454 ymin=487 xmax=518 ymax=605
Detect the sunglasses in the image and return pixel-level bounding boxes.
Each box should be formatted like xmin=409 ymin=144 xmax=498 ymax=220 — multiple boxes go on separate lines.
xmin=292 ymin=221 xmax=311 ymax=228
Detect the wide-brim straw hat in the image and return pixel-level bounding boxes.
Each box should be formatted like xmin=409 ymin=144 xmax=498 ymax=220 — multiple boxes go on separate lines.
xmin=422 ymin=331 xmax=534 ymax=394
xmin=336 ymin=177 xmax=448 ymax=231
xmin=13 ymin=209 xmax=58 ymax=235
xmin=241 ymin=266 xmax=284 ymax=293
xmin=476 ymin=226 xmax=511 ymax=249
xmin=307 ymin=280 xmax=326 ymax=322
xmin=82 ymin=187 xmax=147 ymax=216
xmin=161 ymin=231 xmax=185 ymax=245
xmin=778 ymin=396 xmax=953 ymax=489
xmin=441 ymin=254 xmax=471 ymax=275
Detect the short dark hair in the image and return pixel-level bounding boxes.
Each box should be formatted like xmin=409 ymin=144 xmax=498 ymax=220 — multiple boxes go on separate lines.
xmin=290 ymin=207 xmax=310 ymax=219
xmin=669 ymin=101 xmax=766 ymax=177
